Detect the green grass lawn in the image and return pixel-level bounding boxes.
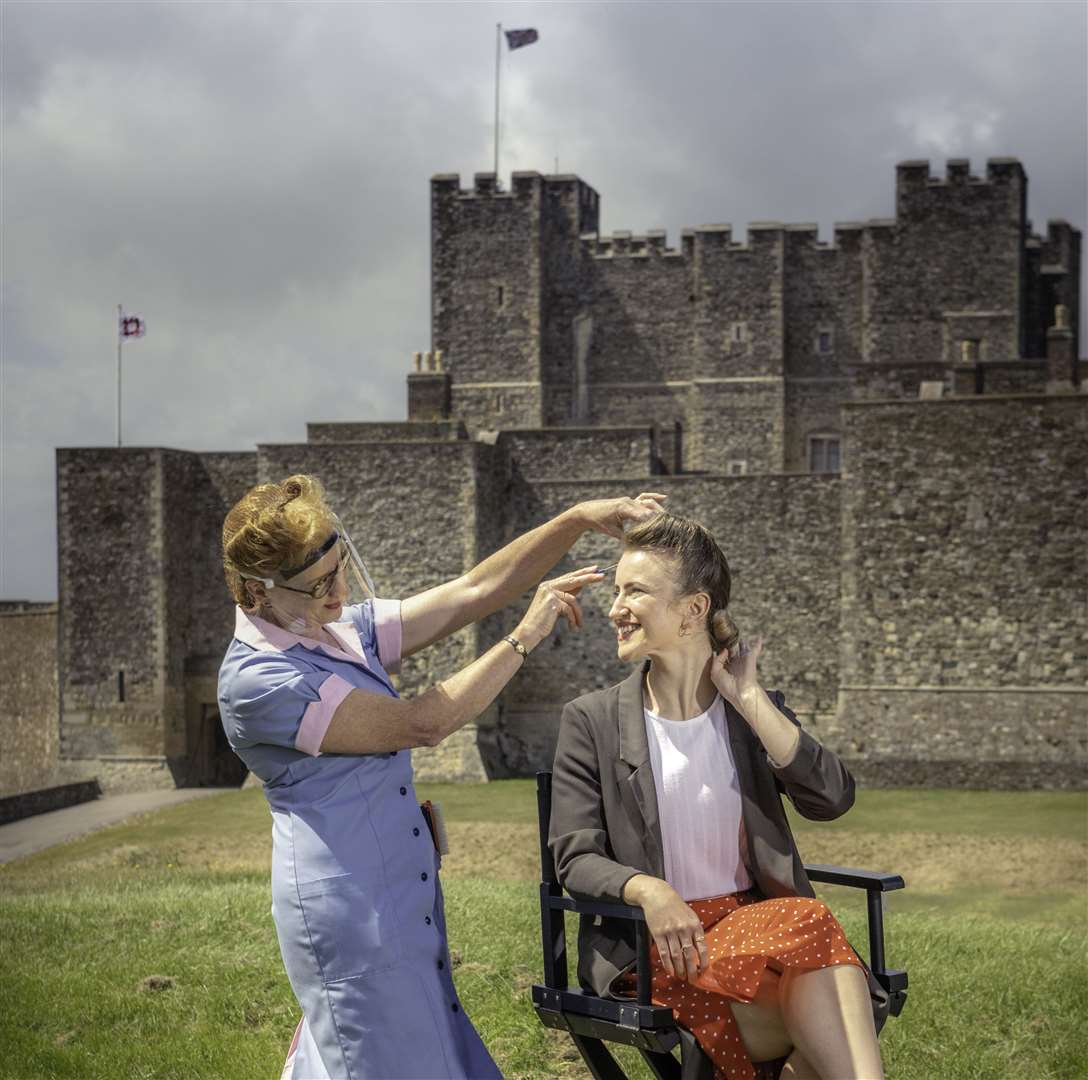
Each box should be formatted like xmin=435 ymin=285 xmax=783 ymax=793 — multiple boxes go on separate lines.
xmin=1 ymin=785 xmax=1085 ymax=1079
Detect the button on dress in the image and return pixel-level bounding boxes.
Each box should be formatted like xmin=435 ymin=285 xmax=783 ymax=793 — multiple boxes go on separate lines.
xmin=218 ymin=601 xmax=501 ymax=1080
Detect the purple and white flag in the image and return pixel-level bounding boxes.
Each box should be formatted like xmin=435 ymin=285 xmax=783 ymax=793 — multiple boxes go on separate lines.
xmin=119 ymin=313 xmax=146 ymax=340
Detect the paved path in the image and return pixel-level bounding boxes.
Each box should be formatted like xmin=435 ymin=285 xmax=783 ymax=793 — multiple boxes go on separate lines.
xmin=0 ymin=788 xmax=229 ymax=864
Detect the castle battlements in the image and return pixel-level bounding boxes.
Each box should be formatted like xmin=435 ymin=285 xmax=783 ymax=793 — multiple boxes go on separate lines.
xmin=428 ymin=156 xmax=1079 ymax=444
xmin=895 ymin=156 xmax=1026 ymax=191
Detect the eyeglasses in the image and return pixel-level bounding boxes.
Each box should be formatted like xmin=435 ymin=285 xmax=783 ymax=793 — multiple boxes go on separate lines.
xmin=243 ymin=546 xmax=350 ymax=601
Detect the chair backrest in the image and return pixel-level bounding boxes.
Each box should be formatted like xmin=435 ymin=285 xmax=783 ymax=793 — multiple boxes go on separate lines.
xmin=537 ymin=771 xmax=559 ymax=885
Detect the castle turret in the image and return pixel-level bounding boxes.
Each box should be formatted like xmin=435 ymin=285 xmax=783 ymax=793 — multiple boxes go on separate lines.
xmin=430 ymin=171 xmax=600 ymax=433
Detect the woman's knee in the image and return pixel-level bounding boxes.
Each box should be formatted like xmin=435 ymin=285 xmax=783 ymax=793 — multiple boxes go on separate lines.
xmin=729 ymin=968 xmax=793 ymax=1062
xmin=792 ymin=897 xmax=833 ymax=923
xmin=729 ymin=996 xmax=793 ymax=1063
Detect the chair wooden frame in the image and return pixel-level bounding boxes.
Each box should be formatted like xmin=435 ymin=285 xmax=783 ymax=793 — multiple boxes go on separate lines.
xmin=531 ymin=771 xmax=909 ymax=1080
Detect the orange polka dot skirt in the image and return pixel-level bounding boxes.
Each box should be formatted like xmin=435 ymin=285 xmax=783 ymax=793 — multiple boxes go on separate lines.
xmin=617 ymin=891 xmax=865 ymax=1080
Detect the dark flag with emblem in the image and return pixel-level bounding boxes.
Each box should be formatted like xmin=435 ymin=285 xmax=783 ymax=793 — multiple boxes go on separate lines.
xmin=504 ymin=28 xmax=538 ymax=50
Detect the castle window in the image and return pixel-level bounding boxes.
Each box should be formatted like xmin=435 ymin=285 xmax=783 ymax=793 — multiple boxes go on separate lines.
xmin=816 ymin=329 xmax=834 ymax=354
xmin=808 ymin=435 xmax=841 ymax=474
xmin=497 ymin=285 xmax=505 ymax=308
xmin=727 ymin=460 xmax=747 ymax=476
xmin=118 ymin=670 xmax=125 ymax=702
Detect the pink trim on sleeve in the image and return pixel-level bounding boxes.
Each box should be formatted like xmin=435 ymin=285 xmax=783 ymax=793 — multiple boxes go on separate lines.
xmin=371 ymin=598 xmax=403 ymax=675
xmin=295 ymin=674 xmax=354 ymax=756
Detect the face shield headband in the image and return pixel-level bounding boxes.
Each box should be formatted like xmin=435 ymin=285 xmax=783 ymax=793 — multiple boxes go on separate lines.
xmin=237 ymin=513 xmax=376 ymax=605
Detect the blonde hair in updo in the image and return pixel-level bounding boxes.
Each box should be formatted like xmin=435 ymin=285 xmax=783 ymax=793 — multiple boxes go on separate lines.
xmin=623 ymin=512 xmax=741 ymax=652
xmin=221 ymin=474 xmax=337 ymax=608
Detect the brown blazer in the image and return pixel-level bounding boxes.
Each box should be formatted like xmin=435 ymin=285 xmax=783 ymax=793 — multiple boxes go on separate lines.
xmin=549 ymin=660 xmax=881 ymax=1012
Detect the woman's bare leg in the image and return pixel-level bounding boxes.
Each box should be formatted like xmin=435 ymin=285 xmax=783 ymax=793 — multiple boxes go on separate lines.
xmin=778 ymin=966 xmax=884 ymax=1080
xmin=778 ymin=1048 xmax=821 ymax=1080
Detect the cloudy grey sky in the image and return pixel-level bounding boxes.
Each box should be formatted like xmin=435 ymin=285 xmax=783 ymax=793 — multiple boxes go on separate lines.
xmin=2 ymin=0 xmax=1085 ymax=601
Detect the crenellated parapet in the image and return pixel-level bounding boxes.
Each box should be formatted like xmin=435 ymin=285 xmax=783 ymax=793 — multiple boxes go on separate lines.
xmin=895 ymin=156 xmax=1026 ymax=222
xmin=896 ymin=155 xmax=1025 ymax=192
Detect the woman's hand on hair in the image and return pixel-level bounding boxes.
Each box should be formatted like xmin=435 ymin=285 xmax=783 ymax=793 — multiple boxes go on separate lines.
xmin=573 ymin=492 xmax=667 ymax=540
xmin=623 ymin=875 xmax=708 ymax=983
xmin=512 ymin=566 xmax=604 ymax=651
xmin=710 ymin=636 xmax=764 ymax=708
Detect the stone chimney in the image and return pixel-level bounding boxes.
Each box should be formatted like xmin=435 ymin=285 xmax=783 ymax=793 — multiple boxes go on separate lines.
xmin=408 ymin=350 xmax=451 ymax=420
xmin=1046 ymin=305 xmax=1077 ymax=392
xmin=952 ymin=338 xmax=984 ymax=395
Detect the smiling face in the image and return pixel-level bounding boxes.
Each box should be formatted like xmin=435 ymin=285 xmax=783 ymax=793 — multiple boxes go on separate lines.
xmin=608 ymin=548 xmax=706 ymax=662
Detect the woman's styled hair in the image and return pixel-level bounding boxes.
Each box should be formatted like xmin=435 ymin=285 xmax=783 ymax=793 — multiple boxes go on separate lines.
xmin=623 ymin=512 xmax=740 ymax=651
xmin=221 ymin=474 xmax=337 ymax=607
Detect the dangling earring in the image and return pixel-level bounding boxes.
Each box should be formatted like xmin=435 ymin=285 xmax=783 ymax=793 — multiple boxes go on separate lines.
xmin=678 ymin=620 xmax=689 ymax=638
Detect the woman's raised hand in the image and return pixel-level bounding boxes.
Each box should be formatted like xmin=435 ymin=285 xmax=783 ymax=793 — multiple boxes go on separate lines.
xmin=575 ymin=492 xmax=668 ymax=540
xmin=710 ymin=636 xmax=764 ymax=708
xmin=624 ymin=875 xmax=709 ymax=983
xmin=512 ymin=566 xmax=604 ymax=651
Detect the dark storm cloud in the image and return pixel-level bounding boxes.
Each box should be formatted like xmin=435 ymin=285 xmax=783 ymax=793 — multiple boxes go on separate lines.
xmin=2 ymin=0 xmax=1085 ymax=599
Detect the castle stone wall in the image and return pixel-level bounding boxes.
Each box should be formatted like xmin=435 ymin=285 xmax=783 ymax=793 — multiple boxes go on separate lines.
xmin=582 ymin=246 xmax=694 ymax=386
xmin=539 ymin=175 xmax=601 ymax=421
xmin=187 ymin=451 xmax=258 ymax=665
xmin=784 ymin=226 xmax=864 ymax=379
xmin=432 ymin=174 xmax=541 ymax=414
xmin=687 ymin=379 xmax=785 ymax=474
xmin=498 ymin=427 xmax=654 ymax=482
xmin=57 ymin=449 xmax=169 ymax=765
xmin=866 ymin=160 xmax=1025 ymax=367
xmin=308 ymin=421 xmax=467 ymax=443
xmin=0 ymin=606 xmax=59 ymax=797
xmin=693 ymin=226 xmax=785 ymax=379
xmin=839 ymin=394 xmax=1087 ymax=787
xmin=784 ymin=379 xmax=851 ymax=473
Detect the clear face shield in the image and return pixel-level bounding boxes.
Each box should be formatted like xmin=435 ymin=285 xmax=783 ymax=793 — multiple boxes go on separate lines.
xmin=239 ymin=513 xmax=376 ymax=614
xmin=330 ymin=513 xmax=376 ymax=606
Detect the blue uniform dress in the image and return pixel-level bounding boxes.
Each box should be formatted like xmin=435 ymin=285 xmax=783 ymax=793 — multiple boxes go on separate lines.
xmin=218 ymin=601 xmax=502 ymax=1080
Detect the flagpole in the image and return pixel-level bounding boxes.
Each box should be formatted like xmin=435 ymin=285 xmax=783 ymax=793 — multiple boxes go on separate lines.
xmin=116 ymin=303 xmax=122 ymax=447
xmin=494 ymin=23 xmax=501 ymax=181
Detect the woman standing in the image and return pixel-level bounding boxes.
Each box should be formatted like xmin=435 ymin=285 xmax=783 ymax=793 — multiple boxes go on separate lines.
xmin=549 ymin=513 xmax=887 ymax=1080
xmin=217 ymin=474 xmax=664 ymax=1079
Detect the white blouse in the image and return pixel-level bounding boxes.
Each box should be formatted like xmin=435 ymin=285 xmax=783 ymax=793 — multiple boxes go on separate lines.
xmin=644 ymin=694 xmax=753 ymax=902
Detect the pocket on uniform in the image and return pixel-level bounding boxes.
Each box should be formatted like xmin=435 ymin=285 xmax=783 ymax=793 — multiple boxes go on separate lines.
xmin=297 ymin=873 xmax=402 ymax=983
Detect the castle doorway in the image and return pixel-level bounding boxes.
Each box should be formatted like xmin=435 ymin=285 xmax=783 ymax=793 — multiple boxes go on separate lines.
xmin=191 ymin=703 xmax=247 ymax=787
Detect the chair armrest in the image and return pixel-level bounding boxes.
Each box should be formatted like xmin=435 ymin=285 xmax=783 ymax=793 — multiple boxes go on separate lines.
xmin=804 ymin=864 xmax=905 ymax=892
xmin=544 ymin=896 xmax=647 ymax=921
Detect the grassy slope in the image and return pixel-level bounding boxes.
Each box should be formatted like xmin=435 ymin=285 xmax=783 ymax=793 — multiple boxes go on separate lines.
xmin=1 ymin=785 xmax=1085 ymax=1079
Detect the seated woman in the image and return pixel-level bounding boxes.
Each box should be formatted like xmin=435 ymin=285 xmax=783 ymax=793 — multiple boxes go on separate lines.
xmin=549 ymin=513 xmax=887 ymax=1080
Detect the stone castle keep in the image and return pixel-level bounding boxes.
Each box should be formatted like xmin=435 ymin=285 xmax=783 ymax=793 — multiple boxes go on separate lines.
xmin=2 ymin=156 xmax=1084 ymax=798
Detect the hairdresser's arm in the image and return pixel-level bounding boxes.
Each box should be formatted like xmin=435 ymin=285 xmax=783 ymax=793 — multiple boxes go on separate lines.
xmin=397 ymin=493 xmax=665 ymax=658
xmin=322 ymin=568 xmax=596 ymax=753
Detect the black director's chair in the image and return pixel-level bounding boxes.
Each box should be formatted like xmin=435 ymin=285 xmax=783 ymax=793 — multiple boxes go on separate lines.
xmin=531 ymin=772 xmax=909 ymax=1080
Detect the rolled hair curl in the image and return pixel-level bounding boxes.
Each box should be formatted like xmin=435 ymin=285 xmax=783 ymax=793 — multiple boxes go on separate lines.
xmin=623 ymin=512 xmax=740 ymax=652
xmin=221 ymin=474 xmax=337 ymax=608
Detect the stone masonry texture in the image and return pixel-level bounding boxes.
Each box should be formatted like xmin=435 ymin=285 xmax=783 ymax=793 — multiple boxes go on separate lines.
xmin=21 ymin=157 xmax=1084 ymax=794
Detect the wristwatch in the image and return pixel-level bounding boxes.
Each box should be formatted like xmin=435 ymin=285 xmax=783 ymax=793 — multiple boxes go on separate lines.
xmin=503 ymin=635 xmax=528 ymax=658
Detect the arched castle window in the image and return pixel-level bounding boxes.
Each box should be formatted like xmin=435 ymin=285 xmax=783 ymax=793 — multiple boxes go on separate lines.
xmin=815 ymin=327 xmax=835 ymax=355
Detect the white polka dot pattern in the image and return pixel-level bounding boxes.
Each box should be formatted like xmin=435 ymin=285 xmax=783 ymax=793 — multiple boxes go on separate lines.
xmin=616 ymin=891 xmax=864 ymax=1080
